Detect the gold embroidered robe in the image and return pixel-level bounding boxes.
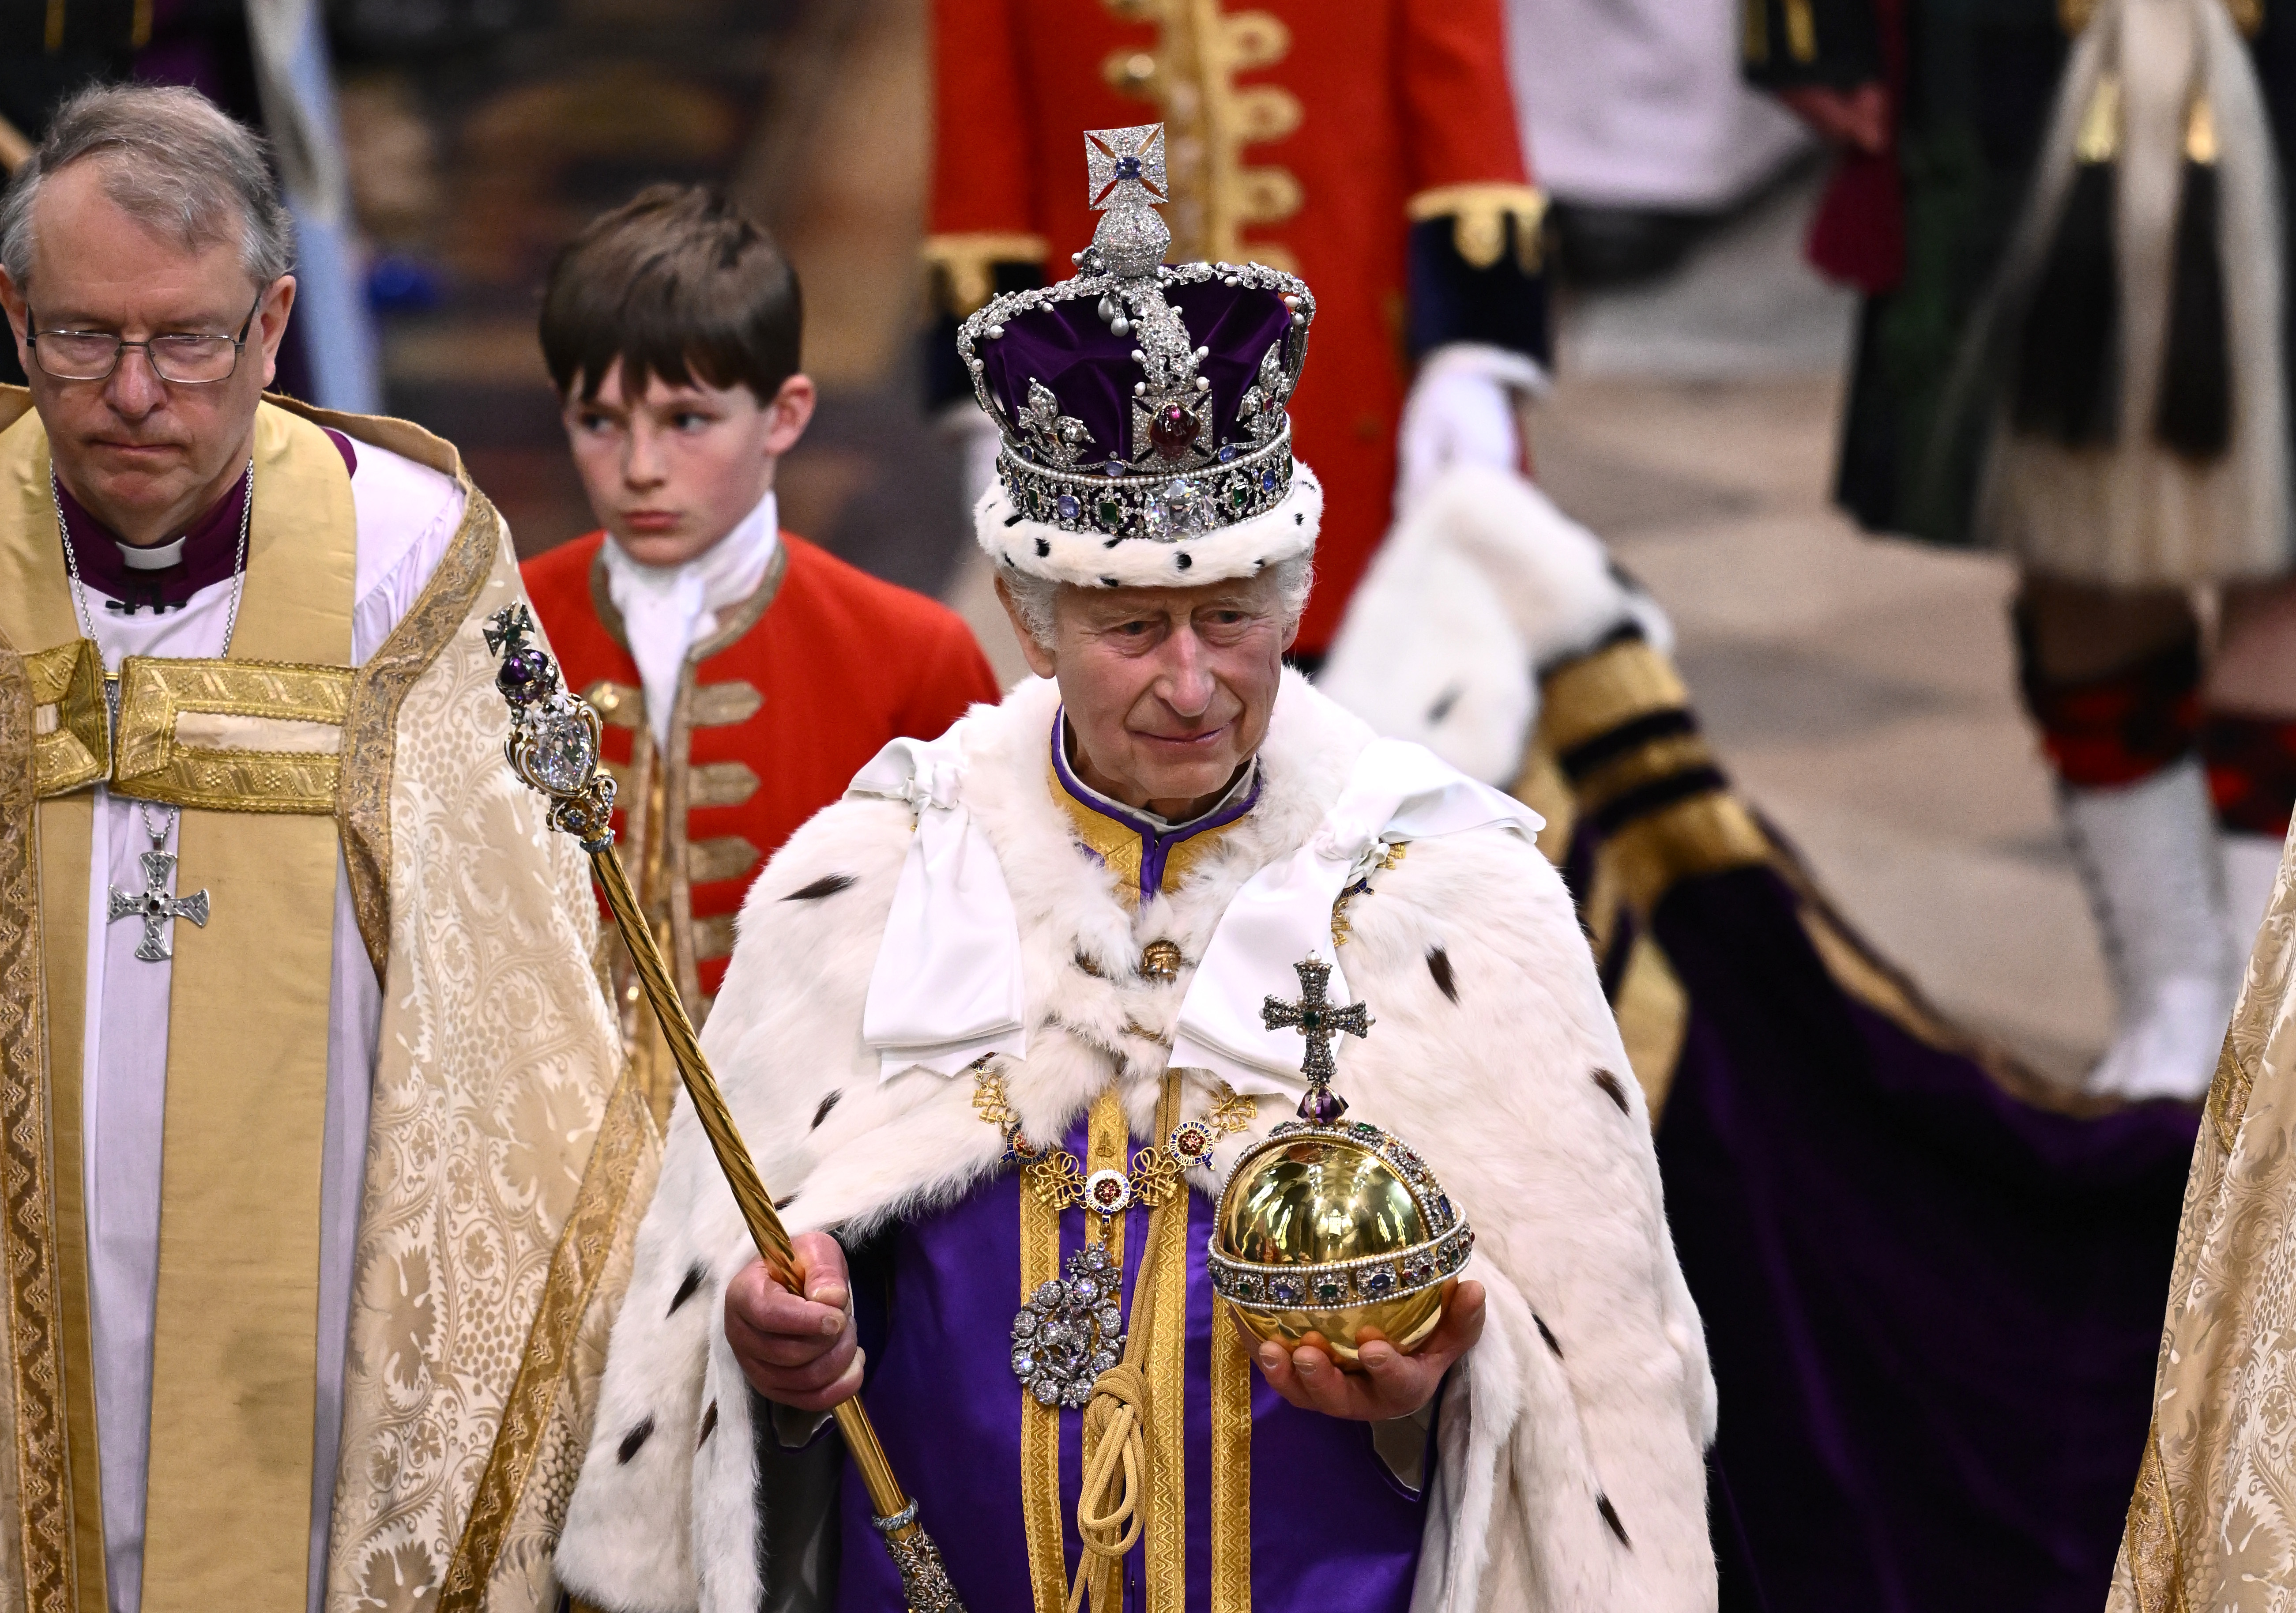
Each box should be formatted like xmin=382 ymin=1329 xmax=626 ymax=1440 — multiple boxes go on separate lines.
xmin=2112 ymin=826 xmax=2296 ymax=1605
xmin=0 ymin=389 xmax=658 ymax=1612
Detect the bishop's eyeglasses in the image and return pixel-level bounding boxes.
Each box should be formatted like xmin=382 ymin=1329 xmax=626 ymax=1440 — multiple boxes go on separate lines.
xmin=25 ymin=291 xmax=264 ymax=384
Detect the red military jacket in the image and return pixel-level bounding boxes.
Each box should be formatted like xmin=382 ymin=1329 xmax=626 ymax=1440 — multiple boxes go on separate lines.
xmin=523 ymin=531 xmax=1000 ymax=1023
xmin=925 ymin=0 xmax=1543 ymax=656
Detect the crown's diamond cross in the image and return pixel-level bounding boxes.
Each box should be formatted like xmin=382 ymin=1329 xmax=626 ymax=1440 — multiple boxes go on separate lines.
xmin=1262 ymin=955 xmax=1370 ymax=1099
xmin=108 ymin=847 xmax=208 ymax=963
xmin=1085 ymin=124 xmax=1167 ymax=210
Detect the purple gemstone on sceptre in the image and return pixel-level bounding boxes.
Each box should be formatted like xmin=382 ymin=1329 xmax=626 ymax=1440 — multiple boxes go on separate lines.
xmin=495 ymin=645 xmax=556 ymax=704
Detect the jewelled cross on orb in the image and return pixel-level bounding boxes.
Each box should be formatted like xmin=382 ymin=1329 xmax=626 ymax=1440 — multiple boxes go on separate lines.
xmin=108 ymin=848 xmax=207 ymax=962
xmin=1262 ymin=955 xmax=1371 ymax=1123
xmin=1084 ymin=124 xmax=1167 ymax=210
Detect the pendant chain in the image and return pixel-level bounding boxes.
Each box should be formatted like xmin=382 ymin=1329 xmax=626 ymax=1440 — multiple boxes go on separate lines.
xmin=54 ymin=458 xmax=254 ymax=655
xmin=137 ymin=799 xmax=177 ymax=848
xmin=971 ymin=1060 xmax=1256 ymax=1227
xmin=63 ymin=461 xmax=253 ymax=953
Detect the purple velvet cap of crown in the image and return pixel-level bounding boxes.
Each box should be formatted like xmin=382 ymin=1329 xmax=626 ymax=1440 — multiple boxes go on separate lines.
xmin=977 ymin=278 xmax=1294 ymax=468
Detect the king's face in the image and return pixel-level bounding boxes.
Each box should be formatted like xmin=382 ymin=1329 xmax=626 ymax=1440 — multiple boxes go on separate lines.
xmin=1041 ymin=573 xmax=1291 ymax=819
xmin=0 ymin=158 xmax=293 ymax=547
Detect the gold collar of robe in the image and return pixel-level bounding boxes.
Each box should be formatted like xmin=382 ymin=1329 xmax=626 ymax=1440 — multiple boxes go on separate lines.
xmin=0 ymin=395 xmax=354 ymax=1611
xmin=1049 ymin=764 xmax=1250 ymax=909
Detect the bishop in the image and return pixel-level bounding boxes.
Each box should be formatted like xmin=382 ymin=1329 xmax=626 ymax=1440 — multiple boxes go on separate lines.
xmin=0 ymin=85 xmax=646 ymax=1610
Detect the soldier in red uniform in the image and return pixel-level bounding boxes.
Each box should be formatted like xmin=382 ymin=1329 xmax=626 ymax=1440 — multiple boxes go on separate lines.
xmin=522 ymin=185 xmax=999 ymax=1085
xmin=923 ymin=0 xmax=1551 ymax=661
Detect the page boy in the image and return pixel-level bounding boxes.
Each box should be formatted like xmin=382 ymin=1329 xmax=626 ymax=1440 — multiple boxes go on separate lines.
xmin=523 ymin=184 xmax=998 ymax=1091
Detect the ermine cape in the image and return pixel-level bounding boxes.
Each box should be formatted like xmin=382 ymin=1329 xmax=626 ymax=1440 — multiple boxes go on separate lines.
xmin=557 ymin=671 xmax=1716 ymax=1611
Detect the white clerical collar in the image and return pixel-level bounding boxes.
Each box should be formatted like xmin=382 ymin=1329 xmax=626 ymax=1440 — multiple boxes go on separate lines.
xmin=602 ymin=490 xmax=781 ymax=746
xmin=118 ymin=535 xmax=186 ymax=570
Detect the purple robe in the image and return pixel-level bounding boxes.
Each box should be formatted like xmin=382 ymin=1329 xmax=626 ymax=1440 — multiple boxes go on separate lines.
xmin=832 ymin=722 xmax=1427 ymax=1609
xmin=1619 ymin=855 xmax=2196 ymax=1611
xmin=832 ymin=1138 xmax=1430 ymax=1612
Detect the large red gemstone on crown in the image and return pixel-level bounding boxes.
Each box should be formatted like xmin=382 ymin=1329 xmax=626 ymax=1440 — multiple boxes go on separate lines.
xmin=1150 ymin=403 xmax=1200 ymax=459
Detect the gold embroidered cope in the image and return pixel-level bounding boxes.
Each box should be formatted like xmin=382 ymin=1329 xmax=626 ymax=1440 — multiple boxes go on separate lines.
xmin=0 ymin=396 xmax=360 ymax=1610
xmin=0 ymin=389 xmax=655 ymax=1613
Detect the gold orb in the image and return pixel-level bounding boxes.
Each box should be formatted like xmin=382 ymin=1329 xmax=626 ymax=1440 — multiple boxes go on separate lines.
xmin=1209 ymin=1118 xmax=1474 ymax=1368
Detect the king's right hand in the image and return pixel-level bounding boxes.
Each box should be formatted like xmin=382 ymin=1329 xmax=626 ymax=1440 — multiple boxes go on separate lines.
xmin=726 ymin=1231 xmax=864 ymax=1412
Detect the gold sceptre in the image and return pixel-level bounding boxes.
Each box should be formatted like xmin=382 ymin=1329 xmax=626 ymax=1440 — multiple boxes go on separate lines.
xmin=485 ymin=604 xmax=963 ymax=1613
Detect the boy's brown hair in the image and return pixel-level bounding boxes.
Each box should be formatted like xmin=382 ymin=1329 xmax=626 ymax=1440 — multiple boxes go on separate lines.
xmin=540 ymin=184 xmax=802 ymax=402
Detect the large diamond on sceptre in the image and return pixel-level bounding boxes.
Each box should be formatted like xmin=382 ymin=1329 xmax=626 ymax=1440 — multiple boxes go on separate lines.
xmin=486 ymin=603 xmax=615 ymax=845
xmin=1208 ymin=956 xmax=1476 ymax=1367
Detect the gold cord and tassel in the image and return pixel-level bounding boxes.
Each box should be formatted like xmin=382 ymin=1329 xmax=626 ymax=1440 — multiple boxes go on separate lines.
xmin=1069 ymin=1074 xmax=1189 ymax=1613
xmin=991 ymin=1066 xmax=1247 ymax=1611
xmin=1071 ymin=1357 xmax=1153 ymax=1612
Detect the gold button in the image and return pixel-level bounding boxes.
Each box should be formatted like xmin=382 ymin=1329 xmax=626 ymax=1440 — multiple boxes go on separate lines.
xmin=1140 ymin=939 xmax=1184 ymax=983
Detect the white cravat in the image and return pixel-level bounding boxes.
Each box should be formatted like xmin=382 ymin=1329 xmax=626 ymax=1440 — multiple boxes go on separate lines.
xmin=600 ymin=491 xmax=780 ymax=746
xmin=848 ymin=702 xmax=1544 ymax=1093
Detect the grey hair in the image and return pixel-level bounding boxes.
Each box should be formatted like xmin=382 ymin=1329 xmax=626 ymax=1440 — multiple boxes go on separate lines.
xmin=1003 ymin=553 xmax=1316 ymax=652
xmin=0 ymin=84 xmax=293 ymax=294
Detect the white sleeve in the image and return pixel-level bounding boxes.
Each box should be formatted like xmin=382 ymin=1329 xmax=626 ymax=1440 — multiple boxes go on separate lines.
xmin=348 ymin=440 xmax=470 ymax=665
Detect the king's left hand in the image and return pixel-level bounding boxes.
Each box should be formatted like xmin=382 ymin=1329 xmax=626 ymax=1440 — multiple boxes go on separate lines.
xmin=1239 ymin=1280 xmax=1485 ymax=1420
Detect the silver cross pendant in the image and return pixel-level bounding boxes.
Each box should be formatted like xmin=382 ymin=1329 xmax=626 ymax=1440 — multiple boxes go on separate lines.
xmin=107 ymin=817 xmax=208 ymax=963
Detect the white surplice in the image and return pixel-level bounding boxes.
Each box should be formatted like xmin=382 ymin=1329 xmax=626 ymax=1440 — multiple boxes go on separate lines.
xmin=68 ymin=441 xmax=465 ymax=1613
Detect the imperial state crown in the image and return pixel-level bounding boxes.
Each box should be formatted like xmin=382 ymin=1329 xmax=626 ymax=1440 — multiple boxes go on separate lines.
xmin=1208 ymin=957 xmax=1475 ymax=1366
xmin=959 ymin=122 xmax=1324 ymax=590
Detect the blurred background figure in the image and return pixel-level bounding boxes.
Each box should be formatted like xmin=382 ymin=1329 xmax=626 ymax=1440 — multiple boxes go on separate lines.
xmin=1507 ymin=0 xmax=1812 ymax=285
xmin=323 ymin=0 xmax=988 ymax=605
xmin=1746 ymin=0 xmax=2296 ymax=1102
xmin=918 ymin=0 xmax=1553 ymax=664
xmin=0 ymin=0 xmax=379 ymax=410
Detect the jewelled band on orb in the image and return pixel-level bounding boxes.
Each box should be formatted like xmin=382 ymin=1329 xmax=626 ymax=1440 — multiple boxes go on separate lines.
xmin=1207 ymin=1223 xmax=1476 ymax=1312
xmin=1208 ymin=1118 xmax=1473 ymax=1311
